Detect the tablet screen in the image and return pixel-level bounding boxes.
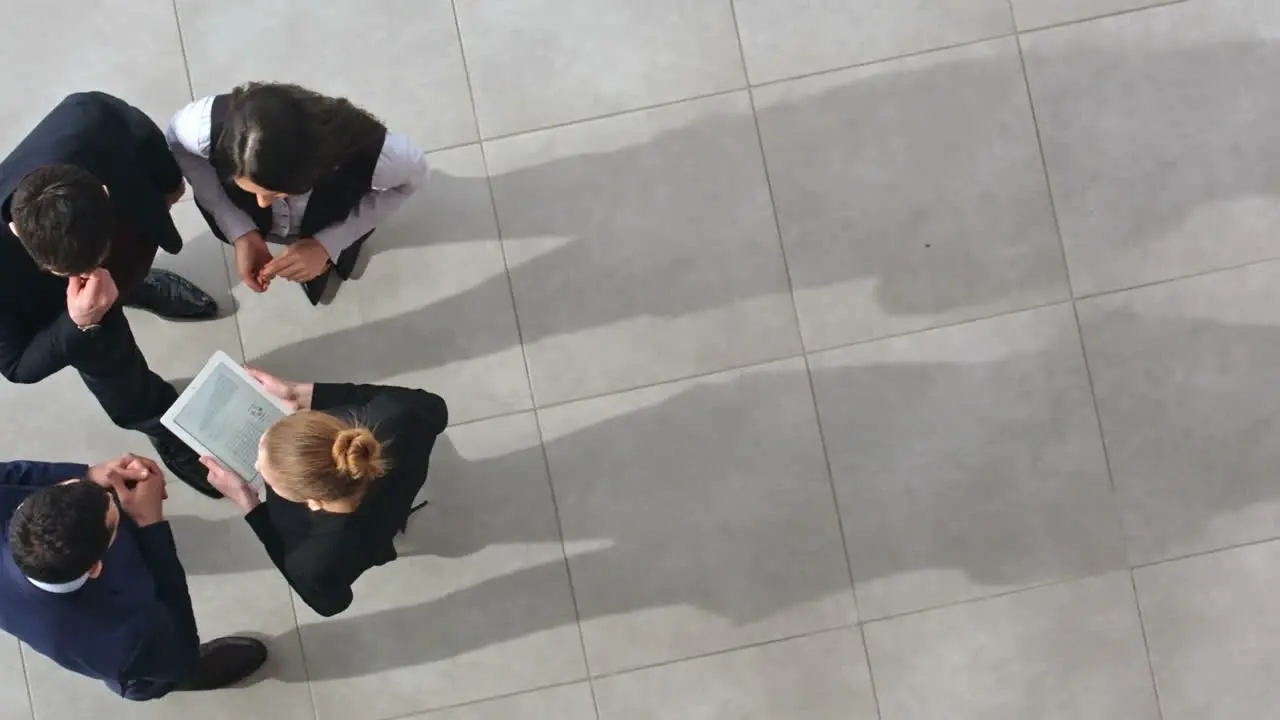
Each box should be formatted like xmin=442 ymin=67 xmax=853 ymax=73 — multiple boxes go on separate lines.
xmin=170 ymin=362 xmax=287 ymax=483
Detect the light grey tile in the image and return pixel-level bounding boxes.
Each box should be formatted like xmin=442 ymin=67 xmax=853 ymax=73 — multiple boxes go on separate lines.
xmin=488 ymin=92 xmax=800 ymax=404
xmin=733 ymin=0 xmax=1013 ymax=85
xmin=455 ymin=0 xmax=744 ymax=137
xmin=0 ymin=203 xmax=239 ymax=465
xmin=539 ymin=358 xmax=856 ymax=675
xmin=1134 ymin=540 xmax=1280 ymax=720
xmin=177 ymin=0 xmax=476 ymax=151
xmin=248 ymin=145 xmax=532 ymax=425
xmin=0 ymin=0 xmax=190 ymax=151
xmin=224 ymin=233 xmax=366 ymax=386
xmin=811 ymin=304 xmax=1124 ymax=618
xmin=754 ymin=38 xmax=1067 ymax=351
xmin=1012 ymin=0 xmax=1182 ymax=30
xmin=297 ymin=413 xmax=587 ymax=720
xmin=594 ymin=629 xmax=878 ymax=720
xmin=26 ymin=483 xmax=314 ymax=720
xmin=1022 ymin=0 xmax=1280 ymax=295
xmin=411 ymin=684 xmax=597 ymax=720
xmin=1077 ymin=261 xmax=1280 ymax=564
xmin=0 ymin=640 xmax=30 ymax=720
xmin=865 ymin=573 xmax=1160 ymax=720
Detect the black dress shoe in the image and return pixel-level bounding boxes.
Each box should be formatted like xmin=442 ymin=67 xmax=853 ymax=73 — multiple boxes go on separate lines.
xmin=125 ymin=269 xmax=218 ymax=320
xmin=178 ymin=636 xmax=268 ymax=691
xmin=149 ymin=433 xmax=222 ymax=498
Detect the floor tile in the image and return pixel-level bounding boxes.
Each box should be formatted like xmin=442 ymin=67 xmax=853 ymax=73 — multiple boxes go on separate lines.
xmin=1077 ymin=261 xmax=1280 ymax=564
xmin=539 ymin=357 xmax=856 ymax=675
xmin=455 ymin=0 xmax=744 ymax=137
xmin=411 ymin=684 xmax=597 ymax=720
xmin=296 ymin=413 xmax=587 ymax=720
xmin=865 ymin=573 xmax=1160 ymax=720
xmin=25 ymin=483 xmax=314 ymax=720
xmin=249 ymin=144 xmax=532 ymax=425
xmin=1134 ymin=540 xmax=1280 ymax=720
xmin=733 ymin=0 xmax=1013 ymax=85
xmin=1 ymin=640 xmax=30 ymax=720
xmin=176 ymin=0 xmax=476 ymax=151
xmin=811 ymin=303 xmax=1124 ymax=618
xmin=488 ymin=92 xmax=800 ymax=404
xmin=0 ymin=204 xmax=239 ymax=465
xmin=593 ymin=629 xmax=878 ymax=720
xmin=0 ymin=0 xmax=190 ymax=151
xmin=1022 ymin=0 xmax=1280 ymax=295
xmin=1011 ymin=0 xmax=1182 ymax=30
xmin=754 ymin=38 xmax=1067 ymax=351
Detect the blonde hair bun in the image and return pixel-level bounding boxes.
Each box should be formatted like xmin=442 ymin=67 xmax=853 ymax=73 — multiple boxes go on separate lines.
xmin=331 ymin=427 xmax=386 ymax=481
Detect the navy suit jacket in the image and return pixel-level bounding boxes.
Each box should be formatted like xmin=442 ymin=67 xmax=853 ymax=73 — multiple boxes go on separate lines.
xmin=0 ymin=461 xmax=201 ymax=701
xmin=0 ymin=92 xmax=185 ymax=386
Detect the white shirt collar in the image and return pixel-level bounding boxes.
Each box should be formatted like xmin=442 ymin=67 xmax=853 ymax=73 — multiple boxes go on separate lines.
xmin=26 ymin=573 xmax=89 ymax=594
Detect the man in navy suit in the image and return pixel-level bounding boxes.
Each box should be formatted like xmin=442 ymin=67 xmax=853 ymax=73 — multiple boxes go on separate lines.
xmin=0 ymin=456 xmax=266 ymax=700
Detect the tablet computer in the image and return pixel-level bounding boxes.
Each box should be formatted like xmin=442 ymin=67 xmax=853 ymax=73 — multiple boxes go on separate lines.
xmin=161 ymin=351 xmax=294 ymax=492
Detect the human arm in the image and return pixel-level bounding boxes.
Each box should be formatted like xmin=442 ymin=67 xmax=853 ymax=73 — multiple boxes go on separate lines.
xmin=0 ymin=311 xmax=94 ymax=384
xmin=311 ymin=383 xmax=448 ymax=435
xmin=0 ymin=461 xmax=89 ymax=489
xmin=311 ymin=132 xmax=428 ymax=260
xmin=165 ymin=97 xmax=260 ymax=244
xmin=116 ymin=522 xmax=202 ymax=700
xmin=89 ymin=92 xmax=184 ymax=199
xmin=0 ymin=271 xmax=124 ymax=384
xmin=243 ymin=510 xmax=354 ymax=617
xmin=111 ymin=475 xmax=200 ymax=699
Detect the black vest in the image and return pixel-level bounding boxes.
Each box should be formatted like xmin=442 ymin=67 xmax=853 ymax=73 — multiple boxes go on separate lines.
xmin=201 ymin=94 xmax=386 ymax=241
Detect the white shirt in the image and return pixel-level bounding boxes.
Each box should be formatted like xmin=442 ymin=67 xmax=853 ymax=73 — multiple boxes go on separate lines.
xmin=166 ymin=95 xmax=429 ymax=259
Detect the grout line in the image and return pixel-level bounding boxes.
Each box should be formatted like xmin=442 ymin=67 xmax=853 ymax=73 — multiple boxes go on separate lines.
xmin=1074 ymin=252 xmax=1280 ymax=302
xmin=17 ymin=643 xmax=37 ymax=720
xmin=1016 ymin=0 xmax=1193 ymax=35
xmin=1014 ymin=19 xmax=1164 ymax=715
xmin=285 ymin=588 xmax=322 ymax=720
xmin=419 ymin=1 xmax=1194 ymax=156
xmin=451 ymin=0 xmax=602 ymax=715
xmin=168 ymin=0 xmax=196 ymax=101
xmin=371 ymin=677 xmax=595 ymax=720
xmin=728 ymin=0 xmax=882 ymax=716
xmin=1129 ymin=570 xmax=1168 ymax=720
xmin=585 ymin=623 xmax=860 ymax=683
xmin=1133 ymin=534 xmax=1280 ymax=571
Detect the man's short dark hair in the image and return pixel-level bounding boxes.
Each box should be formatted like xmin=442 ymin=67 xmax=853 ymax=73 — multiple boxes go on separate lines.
xmin=10 ymin=165 xmax=113 ymax=274
xmin=8 ymin=481 xmax=113 ymax=583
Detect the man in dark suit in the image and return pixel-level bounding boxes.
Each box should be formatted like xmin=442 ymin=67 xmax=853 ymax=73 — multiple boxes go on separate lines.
xmin=0 ymin=92 xmax=221 ymax=496
xmin=0 ymin=456 xmax=266 ymax=700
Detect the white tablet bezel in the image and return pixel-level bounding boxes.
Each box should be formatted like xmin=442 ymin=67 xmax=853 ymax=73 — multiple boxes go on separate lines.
xmin=161 ymin=351 xmax=294 ymax=489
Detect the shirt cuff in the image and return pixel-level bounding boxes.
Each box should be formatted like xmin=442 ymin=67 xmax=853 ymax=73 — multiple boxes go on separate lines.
xmin=218 ymin=212 xmax=260 ymax=246
xmin=313 ymin=228 xmax=356 ymax=261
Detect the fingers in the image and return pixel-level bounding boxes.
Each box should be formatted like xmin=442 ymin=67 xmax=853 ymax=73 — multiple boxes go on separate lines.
xmin=260 ymin=253 xmax=300 ymax=281
xmin=243 ymin=366 xmax=272 ymax=385
xmin=198 ymin=456 xmax=227 ymax=476
xmin=240 ymin=264 xmax=267 ymax=293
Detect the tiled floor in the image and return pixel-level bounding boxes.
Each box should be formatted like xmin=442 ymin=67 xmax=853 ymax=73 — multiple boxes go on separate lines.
xmin=1 ymin=0 xmax=1277 ymax=717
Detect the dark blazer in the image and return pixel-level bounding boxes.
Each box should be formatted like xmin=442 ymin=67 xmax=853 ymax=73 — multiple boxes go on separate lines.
xmin=0 ymin=92 xmax=185 ymax=385
xmin=245 ymin=383 xmax=449 ymax=617
xmin=0 ymin=461 xmax=201 ymax=701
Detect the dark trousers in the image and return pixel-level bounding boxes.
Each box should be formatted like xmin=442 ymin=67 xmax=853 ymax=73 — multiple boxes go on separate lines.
xmin=70 ymin=307 xmax=177 ymax=438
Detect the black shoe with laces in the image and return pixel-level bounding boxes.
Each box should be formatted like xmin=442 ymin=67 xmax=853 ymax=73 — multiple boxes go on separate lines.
xmin=125 ymin=269 xmax=218 ymax=320
xmin=178 ymin=636 xmax=268 ymax=691
xmin=149 ymin=433 xmax=222 ymax=498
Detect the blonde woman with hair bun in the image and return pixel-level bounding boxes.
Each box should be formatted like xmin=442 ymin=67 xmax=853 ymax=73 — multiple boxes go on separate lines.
xmin=198 ymin=367 xmax=447 ymax=617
